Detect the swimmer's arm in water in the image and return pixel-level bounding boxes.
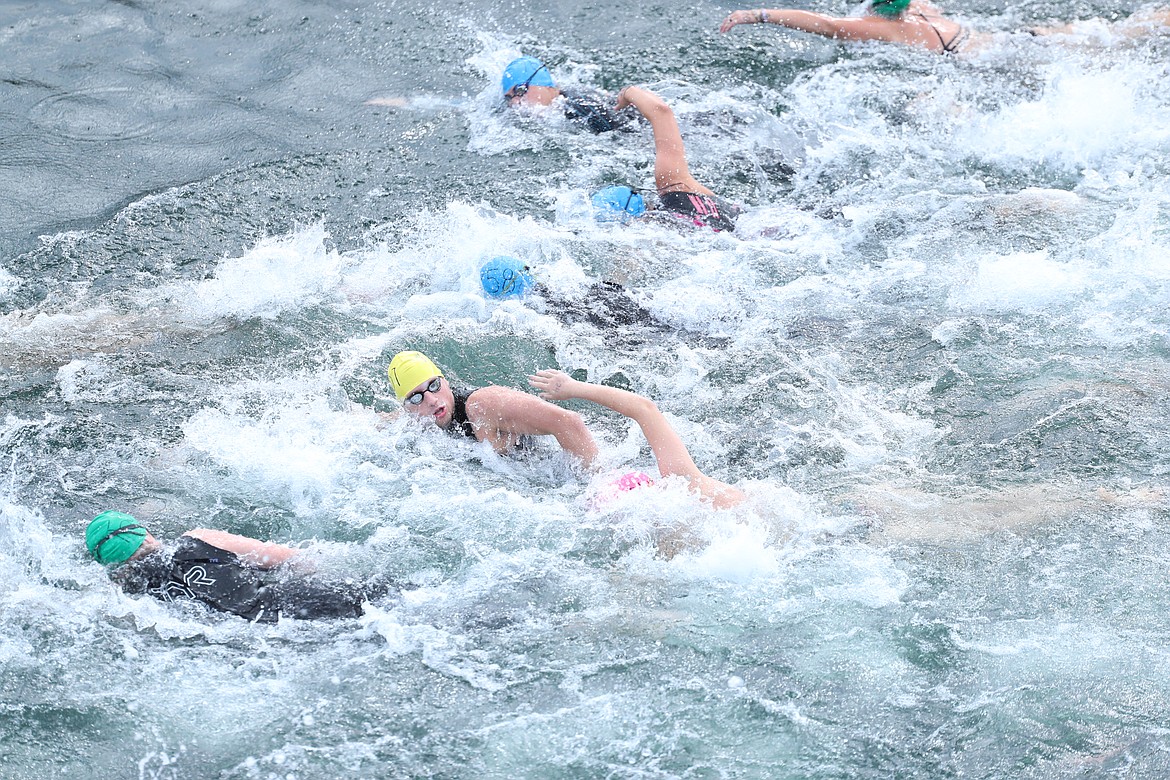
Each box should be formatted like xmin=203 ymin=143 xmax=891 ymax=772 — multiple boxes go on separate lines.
xmin=464 ymin=385 xmax=599 ymax=469
xmin=615 ymin=86 xmax=712 ymax=197
xmin=1030 ymin=8 xmax=1170 ymax=37
xmin=719 ymin=8 xmax=901 ymax=42
xmin=529 ymin=369 xmax=745 ymax=508
xmin=376 ymin=407 xmax=403 ymax=428
xmin=182 ymin=529 xmax=305 ymax=570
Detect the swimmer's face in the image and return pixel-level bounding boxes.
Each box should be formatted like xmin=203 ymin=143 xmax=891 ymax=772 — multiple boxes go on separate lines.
xmin=130 ymin=532 xmax=161 ymax=561
xmin=505 ymin=84 xmax=558 ymax=108
xmin=403 ymin=376 xmax=455 ymax=428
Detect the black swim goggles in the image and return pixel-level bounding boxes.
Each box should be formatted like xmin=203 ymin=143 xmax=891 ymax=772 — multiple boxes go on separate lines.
xmin=404 ymin=377 xmax=442 ymax=406
xmin=504 ymin=64 xmax=549 ymax=103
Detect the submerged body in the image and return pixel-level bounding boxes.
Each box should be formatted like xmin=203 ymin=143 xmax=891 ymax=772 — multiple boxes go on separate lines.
xmin=85 ymin=512 xmax=386 ymax=622
xmin=117 ymin=535 xmax=379 ymax=622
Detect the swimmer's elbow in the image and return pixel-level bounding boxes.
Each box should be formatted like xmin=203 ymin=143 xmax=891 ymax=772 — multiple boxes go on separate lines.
xmin=628 ymin=395 xmax=660 ymax=420
xmin=563 ymin=410 xmax=593 ymax=436
xmin=555 ymin=412 xmax=598 ymax=461
xmin=634 ymin=97 xmax=675 ymax=124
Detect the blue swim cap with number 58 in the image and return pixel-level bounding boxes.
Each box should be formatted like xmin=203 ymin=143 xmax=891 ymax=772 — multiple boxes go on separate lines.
xmin=480 ymin=256 xmax=535 ymax=299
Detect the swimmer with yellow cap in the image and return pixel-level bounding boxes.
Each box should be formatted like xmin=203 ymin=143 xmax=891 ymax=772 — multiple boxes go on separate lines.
xmin=388 ymin=350 xmax=599 ymax=467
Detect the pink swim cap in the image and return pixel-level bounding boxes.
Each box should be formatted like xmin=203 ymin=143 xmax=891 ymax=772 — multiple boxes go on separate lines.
xmin=613 ymin=471 xmax=654 ymax=492
xmin=590 ymin=470 xmax=655 ymax=510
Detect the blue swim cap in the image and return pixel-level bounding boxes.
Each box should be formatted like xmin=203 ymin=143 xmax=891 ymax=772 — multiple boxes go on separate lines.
xmin=480 ymin=256 xmax=535 ymax=299
xmin=501 ymin=56 xmax=556 ymax=96
xmin=591 ymin=186 xmax=647 ymax=223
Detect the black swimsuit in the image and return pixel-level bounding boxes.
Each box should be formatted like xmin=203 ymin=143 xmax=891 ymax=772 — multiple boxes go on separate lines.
xmin=449 ymin=387 xmax=480 ymax=439
xmin=540 ymin=281 xmax=665 ymax=332
xmin=658 ymin=191 xmax=740 ymax=233
xmin=919 ymin=12 xmax=968 ymax=53
xmin=117 ymin=537 xmax=386 ymax=622
xmin=447 ymin=385 xmax=537 ymax=452
xmin=559 ymin=88 xmax=638 ymax=134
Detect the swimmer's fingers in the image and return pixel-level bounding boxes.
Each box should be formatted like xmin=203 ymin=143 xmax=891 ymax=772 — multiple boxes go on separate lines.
xmin=528 ymin=369 xmax=572 ymax=400
xmin=719 ymin=11 xmax=753 ymax=33
xmin=526 ymin=370 xmax=551 ymax=396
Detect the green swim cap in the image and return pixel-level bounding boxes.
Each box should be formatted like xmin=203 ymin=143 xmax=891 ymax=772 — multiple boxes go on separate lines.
xmin=86 ymin=511 xmax=147 ymax=566
xmin=871 ymin=0 xmax=910 ymax=17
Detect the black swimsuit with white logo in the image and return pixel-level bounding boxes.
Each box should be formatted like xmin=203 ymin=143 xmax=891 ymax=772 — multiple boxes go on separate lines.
xmin=117 ymin=537 xmax=386 ymax=622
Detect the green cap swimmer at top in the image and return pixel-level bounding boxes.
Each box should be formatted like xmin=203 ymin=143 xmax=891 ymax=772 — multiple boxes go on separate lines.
xmin=86 ymin=511 xmax=147 ymax=566
xmin=871 ymin=0 xmax=911 ymax=17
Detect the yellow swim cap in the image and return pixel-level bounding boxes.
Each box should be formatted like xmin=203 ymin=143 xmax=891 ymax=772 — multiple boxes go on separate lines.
xmin=388 ymin=351 xmax=443 ymax=400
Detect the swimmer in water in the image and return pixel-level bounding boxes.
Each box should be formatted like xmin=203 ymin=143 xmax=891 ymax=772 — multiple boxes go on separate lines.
xmin=478 ymin=256 xmax=730 ymax=348
xmin=387 ymin=350 xmax=599 ymax=468
xmin=1029 ymin=6 xmax=1170 ymax=40
xmin=84 ymin=511 xmax=393 ymax=622
xmin=590 ymin=85 xmax=740 ymax=232
xmin=719 ymin=0 xmax=973 ymax=54
xmin=528 ymin=369 xmax=746 ymax=510
xmin=842 ymin=482 xmax=1167 ymax=544
xmin=501 ymin=55 xmax=639 ymax=134
xmin=719 ymin=1 xmax=1170 ymax=55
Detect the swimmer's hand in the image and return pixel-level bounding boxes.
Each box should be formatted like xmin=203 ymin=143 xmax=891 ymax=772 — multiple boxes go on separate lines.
xmin=615 ymin=87 xmax=633 ymax=111
xmin=720 ymin=10 xmax=763 ymax=33
xmin=528 ymin=369 xmax=581 ymax=401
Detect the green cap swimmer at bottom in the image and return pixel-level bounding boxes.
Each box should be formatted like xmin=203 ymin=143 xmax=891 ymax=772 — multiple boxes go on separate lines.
xmin=86 ymin=511 xmax=147 ymax=566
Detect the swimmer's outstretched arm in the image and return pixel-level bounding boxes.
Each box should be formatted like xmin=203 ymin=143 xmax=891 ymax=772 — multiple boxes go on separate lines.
xmin=615 ymin=86 xmax=712 ymax=197
xmin=719 ymin=8 xmax=898 ymax=41
xmin=529 ymin=369 xmax=745 ymax=509
xmin=183 ymin=529 xmax=303 ymax=569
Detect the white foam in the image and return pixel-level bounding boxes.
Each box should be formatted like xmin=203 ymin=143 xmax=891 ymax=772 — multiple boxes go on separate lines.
xmin=949 ymin=250 xmax=1087 ymax=312
xmin=180 ymin=224 xmax=345 ymax=321
xmin=957 ymin=61 xmax=1170 ymax=173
